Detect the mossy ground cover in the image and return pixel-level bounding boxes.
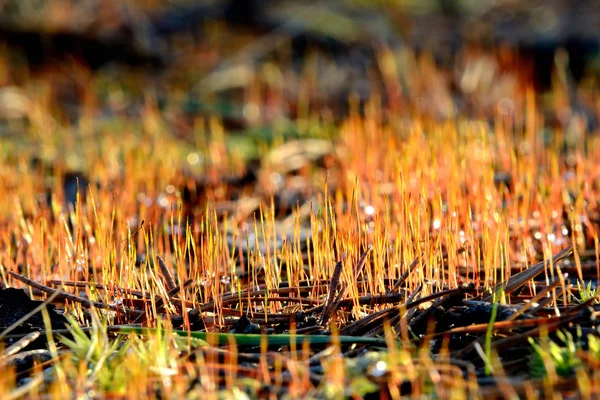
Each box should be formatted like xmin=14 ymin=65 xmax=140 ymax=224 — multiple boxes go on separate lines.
xmin=1 ymin=1 xmax=600 ymax=398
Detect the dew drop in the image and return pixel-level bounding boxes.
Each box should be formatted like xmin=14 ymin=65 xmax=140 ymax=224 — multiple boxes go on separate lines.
xmin=110 ymin=297 xmax=123 ymax=306
xmin=370 ymin=360 xmax=388 ymax=378
xmin=157 ymin=194 xmax=170 ymax=208
xmin=187 ymin=153 xmax=201 ymax=165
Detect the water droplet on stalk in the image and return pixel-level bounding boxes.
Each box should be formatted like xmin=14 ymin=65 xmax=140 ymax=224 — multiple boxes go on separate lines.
xmin=370 ymin=360 xmax=387 ymax=378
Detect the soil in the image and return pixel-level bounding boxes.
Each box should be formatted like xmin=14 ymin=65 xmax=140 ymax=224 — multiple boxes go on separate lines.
xmin=0 ymin=287 xmax=67 ymax=336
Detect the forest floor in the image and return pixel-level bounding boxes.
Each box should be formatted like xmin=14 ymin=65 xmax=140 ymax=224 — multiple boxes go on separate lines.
xmin=1 ymin=1 xmax=600 ymax=398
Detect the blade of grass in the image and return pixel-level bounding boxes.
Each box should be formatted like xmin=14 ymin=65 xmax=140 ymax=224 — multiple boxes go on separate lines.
xmin=0 ymin=331 xmax=40 ymax=358
xmin=485 ymin=288 xmax=502 ymax=375
xmin=115 ymin=326 xmax=389 ymax=347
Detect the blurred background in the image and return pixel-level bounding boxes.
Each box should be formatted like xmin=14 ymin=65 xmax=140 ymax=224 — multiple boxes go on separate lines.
xmin=2 ymin=0 xmax=600 ymax=128
xmin=1 ymin=0 xmax=600 ymax=210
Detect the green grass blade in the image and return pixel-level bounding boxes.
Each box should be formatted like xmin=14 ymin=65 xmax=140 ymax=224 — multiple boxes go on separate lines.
xmin=117 ymin=326 xmax=389 ymax=347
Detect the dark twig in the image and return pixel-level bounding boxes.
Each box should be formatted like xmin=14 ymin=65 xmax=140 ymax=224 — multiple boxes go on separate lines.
xmin=47 ymin=280 xmax=150 ymax=299
xmin=319 ymin=247 xmax=372 ymax=327
xmin=408 ymin=283 xmax=476 ymax=332
xmin=157 ymin=256 xmax=177 ymax=292
xmin=506 ymin=274 xmax=566 ymax=320
xmin=9 ymin=271 xmax=142 ymax=317
xmin=319 ymin=260 xmax=345 ymax=326
xmin=388 ymin=254 xmax=421 ymax=294
xmin=133 ymin=278 xmax=194 ymax=324
xmin=480 ymin=246 xmax=572 ymax=302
